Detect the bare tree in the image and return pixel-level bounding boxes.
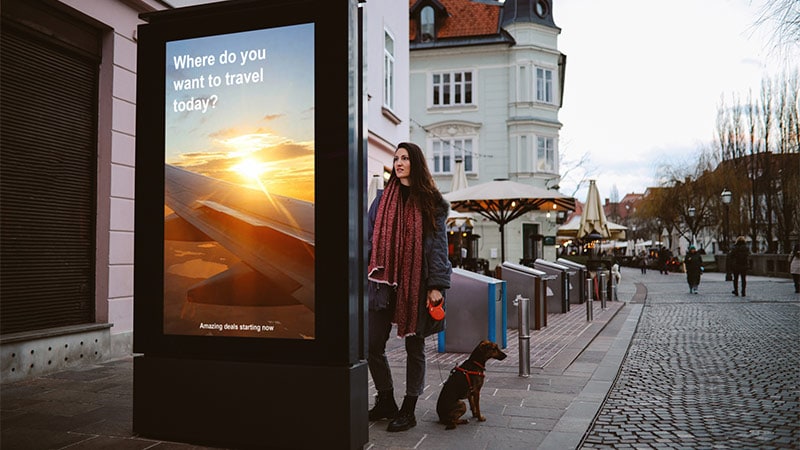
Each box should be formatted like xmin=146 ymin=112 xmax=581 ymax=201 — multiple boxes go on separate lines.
xmin=759 ymin=78 xmax=777 ymax=252
xmin=558 ymin=150 xmax=598 ymax=198
xmin=745 ymin=89 xmax=763 ymax=252
xmin=754 ymin=0 xmax=800 ymax=58
xmin=775 ymin=70 xmax=800 ymax=251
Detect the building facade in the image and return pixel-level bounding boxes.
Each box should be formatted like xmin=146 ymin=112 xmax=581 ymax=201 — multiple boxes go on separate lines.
xmin=1 ymin=0 xmax=169 ymax=382
xmin=364 ymin=0 xmax=411 ymax=195
xmin=1 ymin=0 xmax=411 ymax=382
xmin=408 ymin=0 xmax=568 ymax=266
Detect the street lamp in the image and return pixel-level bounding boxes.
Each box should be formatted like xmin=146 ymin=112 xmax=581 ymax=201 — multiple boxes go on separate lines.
xmin=688 ymin=207 xmax=696 ymax=247
xmin=720 ymin=189 xmax=732 ymax=251
xmin=721 ymin=188 xmax=732 ymax=281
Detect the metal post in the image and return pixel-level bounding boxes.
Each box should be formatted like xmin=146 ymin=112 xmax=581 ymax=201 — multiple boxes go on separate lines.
xmin=514 ymin=294 xmax=530 ymax=377
xmin=585 ymin=278 xmax=593 ymax=321
xmin=599 ymin=272 xmax=607 ymax=309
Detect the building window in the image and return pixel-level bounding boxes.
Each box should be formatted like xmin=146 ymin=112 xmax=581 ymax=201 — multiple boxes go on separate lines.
xmin=384 ymin=30 xmax=395 ymax=110
xmin=432 ymin=138 xmax=476 ymax=175
xmin=432 ymin=71 xmax=473 ymax=106
xmin=535 ymin=0 xmax=548 ymax=18
xmin=421 ymin=6 xmax=435 ymax=42
xmin=537 ymin=136 xmax=555 ymax=172
xmin=536 ymin=67 xmax=553 ymax=103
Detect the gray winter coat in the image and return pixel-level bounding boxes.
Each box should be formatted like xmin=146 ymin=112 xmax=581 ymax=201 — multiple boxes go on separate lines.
xmin=367 ymin=189 xmax=452 ymax=337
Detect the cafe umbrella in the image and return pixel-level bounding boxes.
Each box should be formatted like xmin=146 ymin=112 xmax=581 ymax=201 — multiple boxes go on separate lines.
xmin=444 ymin=178 xmax=576 ymax=262
xmin=556 ymin=179 xmax=626 ymax=242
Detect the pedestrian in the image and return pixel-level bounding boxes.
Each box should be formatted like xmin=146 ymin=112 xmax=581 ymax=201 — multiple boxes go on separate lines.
xmin=728 ymin=236 xmax=750 ymax=296
xmin=659 ymin=247 xmax=672 ymax=274
xmin=684 ymin=245 xmax=703 ymax=294
xmin=366 ymin=142 xmax=452 ymax=432
xmin=640 ymin=253 xmax=648 ymax=274
xmin=789 ymin=244 xmax=800 ymax=294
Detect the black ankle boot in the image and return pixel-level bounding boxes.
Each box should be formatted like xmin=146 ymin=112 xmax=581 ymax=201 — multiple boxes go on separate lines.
xmin=387 ymin=396 xmax=417 ymax=432
xmin=368 ymin=390 xmax=398 ymax=421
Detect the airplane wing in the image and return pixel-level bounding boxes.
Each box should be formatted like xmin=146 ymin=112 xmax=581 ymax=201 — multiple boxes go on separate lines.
xmin=164 ymin=164 xmax=315 ymax=311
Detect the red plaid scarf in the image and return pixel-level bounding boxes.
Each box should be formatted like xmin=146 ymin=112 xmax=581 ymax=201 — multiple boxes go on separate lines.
xmin=368 ymin=178 xmax=424 ymax=337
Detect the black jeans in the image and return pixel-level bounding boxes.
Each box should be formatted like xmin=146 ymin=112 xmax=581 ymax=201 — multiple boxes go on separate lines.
xmin=732 ymin=270 xmax=747 ymax=294
xmin=367 ymin=306 xmax=426 ymax=397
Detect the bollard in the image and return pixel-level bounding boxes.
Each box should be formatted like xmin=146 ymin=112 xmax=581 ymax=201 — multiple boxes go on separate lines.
xmin=514 ymin=294 xmax=531 ymax=378
xmin=599 ymin=272 xmax=607 ymax=309
xmin=585 ymin=278 xmax=593 ymax=321
xmin=611 ymin=273 xmax=618 ymax=301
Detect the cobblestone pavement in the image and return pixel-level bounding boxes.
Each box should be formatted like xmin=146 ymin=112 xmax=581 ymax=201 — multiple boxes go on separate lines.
xmin=581 ymin=271 xmax=800 ymax=449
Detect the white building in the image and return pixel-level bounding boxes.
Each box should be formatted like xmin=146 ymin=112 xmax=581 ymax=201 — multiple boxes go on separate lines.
xmin=364 ymin=0 xmax=411 ymax=193
xmin=409 ymin=0 xmax=570 ymax=266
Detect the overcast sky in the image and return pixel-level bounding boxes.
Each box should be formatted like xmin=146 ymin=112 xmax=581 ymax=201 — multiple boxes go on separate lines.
xmin=163 ymin=0 xmax=797 ymax=204
xmin=554 ymin=0 xmax=798 ymax=203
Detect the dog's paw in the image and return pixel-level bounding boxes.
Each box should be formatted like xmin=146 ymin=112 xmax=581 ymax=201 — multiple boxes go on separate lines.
xmin=458 ymin=419 xmax=469 ymax=425
xmin=477 ymin=415 xmax=486 ymax=422
xmin=445 ymin=423 xmax=456 ymax=430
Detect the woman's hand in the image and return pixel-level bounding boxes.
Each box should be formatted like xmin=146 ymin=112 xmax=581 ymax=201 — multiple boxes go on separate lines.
xmin=427 ymin=289 xmax=443 ymax=307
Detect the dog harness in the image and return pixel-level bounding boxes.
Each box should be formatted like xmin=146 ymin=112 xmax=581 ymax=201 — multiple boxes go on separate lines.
xmin=454 ymin=361 xmax=485 ymax=391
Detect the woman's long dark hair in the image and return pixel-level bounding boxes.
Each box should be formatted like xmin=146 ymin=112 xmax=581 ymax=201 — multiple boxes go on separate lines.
xmin=393 ymin=142 xmax=444 ymax=234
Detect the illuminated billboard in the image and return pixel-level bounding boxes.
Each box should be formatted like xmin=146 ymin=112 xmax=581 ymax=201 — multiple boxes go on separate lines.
xmin=162 ymin=24 xmax=315 ymax=339
xmin=134 ymin=3 xmax=368 ymax=445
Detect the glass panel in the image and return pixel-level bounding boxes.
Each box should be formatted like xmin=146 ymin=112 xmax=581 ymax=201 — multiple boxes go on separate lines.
xmin=442 ymin=141 xmax=451 ymax=173
xmin=163 ymin=23 xmax=316 ymax=340
xmin=464 ymin=72 xmax=472 ymax=104
xmin=421 ymin=6 xmax=435 ymax=41
xmin=433 ymin=141 xmax=441 ymax=173
xmin=384 ymin=31 xmax=393 ymax=56
xmin=464 ymin=139 xmax=473 ymax=172
xmin=433 ymin=74 xmax=440 ymax=105
xmin=545 ymin=70 xmax=552 ymax=102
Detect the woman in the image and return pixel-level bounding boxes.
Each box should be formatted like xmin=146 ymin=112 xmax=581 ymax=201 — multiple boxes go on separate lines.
xmin=789 ymin=244 xmax=800 ymax=294
xmin=366 ymin=142 xmax=452 ymax=432
xmin=728 ymin=236 xmax=750 ymax=296
xmin=684 ymin=245 xmax=703 ymax=294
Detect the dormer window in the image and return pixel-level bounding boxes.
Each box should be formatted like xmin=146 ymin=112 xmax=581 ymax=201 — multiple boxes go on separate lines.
xmin=411 ymin=0 xmax=447 ymax=43
xmin=421 ymin=6 xmax=435 ymax=42
xmin=535 ymin=0 xmax=548 ymax=18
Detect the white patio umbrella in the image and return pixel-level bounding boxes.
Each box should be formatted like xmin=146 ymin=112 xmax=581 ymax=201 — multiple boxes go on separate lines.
xmin=367 ymin=173 xmax=383 ymax=206
xmin=557 ymin=214 xmax=627 ymax=240
xmin=577 ymin=180 xmax=626 ymax=241
xmin=451 ymin=157 xmax=469 ymax=192
xmin=444 ymin=178 xmax=576 ymax=262
xmin=446 ymin=157 xmax=475 ymax=229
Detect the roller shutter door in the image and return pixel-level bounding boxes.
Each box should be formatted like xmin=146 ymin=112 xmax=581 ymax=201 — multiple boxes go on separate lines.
xmin=0 ymin=1 xmax=100 ymax=335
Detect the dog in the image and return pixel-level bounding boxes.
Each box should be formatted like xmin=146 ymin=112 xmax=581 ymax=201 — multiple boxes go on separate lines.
xmin=436 ymin=340 xmax=507 ymax=430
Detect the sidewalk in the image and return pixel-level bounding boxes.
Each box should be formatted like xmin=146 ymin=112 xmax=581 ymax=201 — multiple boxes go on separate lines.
xmin=1 ymin=272 xmax=645 ymax=449
xmin=366 ymin=279 xmax=641 ymax=450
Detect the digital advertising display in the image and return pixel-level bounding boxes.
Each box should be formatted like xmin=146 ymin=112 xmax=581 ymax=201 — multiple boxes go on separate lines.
xmin=134 ymin=3 xmax=367 ymax=446
xmin=162 ymin=24 xmax=316 ymax=340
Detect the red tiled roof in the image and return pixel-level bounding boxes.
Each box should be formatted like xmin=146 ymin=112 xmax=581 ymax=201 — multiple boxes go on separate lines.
xmin=409 ymin=0 xmax=501 ymax=41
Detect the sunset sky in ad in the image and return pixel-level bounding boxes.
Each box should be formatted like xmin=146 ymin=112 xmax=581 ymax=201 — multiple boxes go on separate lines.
xmin=165 ymin=23 xmax=315 ymax=202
